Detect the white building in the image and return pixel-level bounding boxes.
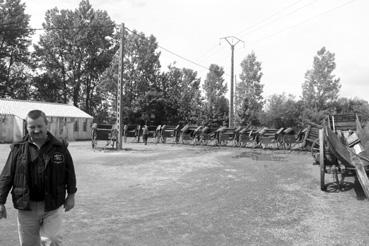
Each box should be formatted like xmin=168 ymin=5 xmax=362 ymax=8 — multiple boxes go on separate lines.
xmin=0 ymin=99 xmax=93 ymax=143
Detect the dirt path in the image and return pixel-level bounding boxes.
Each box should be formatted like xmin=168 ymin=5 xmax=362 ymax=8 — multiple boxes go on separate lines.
xmin=0 ymin=141 xmax=368 ymax=246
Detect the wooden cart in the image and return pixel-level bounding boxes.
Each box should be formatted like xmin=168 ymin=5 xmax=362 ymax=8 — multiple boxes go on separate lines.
xmin=91 ymin=123 xmax=116 ymax=149
xmin=257 ymin=127 xmax=284 ymax=149
xmin=216 ymin=127 xmax=237 ymax=146
xmin=179 ymin=124 xmax=199 ymax=144
xmin=198 ymin=126 xmax=218 ymax=145
xmin=317 ymin=115 xmax=369 ymax=198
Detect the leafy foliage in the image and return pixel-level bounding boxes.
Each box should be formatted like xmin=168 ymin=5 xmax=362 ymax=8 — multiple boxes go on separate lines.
xmin=202 ymin=64 xmax=228 ymax=124
xmin=330 ymin=97 xmax=369 ymax=117
xmin=0 ymin=0 xmax=33 ymax=98
xmin=98 ymin=30 xmax=162 ymax=124
xmin=235 ymin=52 xmax=264 ymax=125
xmin=301 ymin=47 xmax=341 ymax=112
xmin=261 ymin=94 xmax=303 ymax=128
xmin=33 ymin=0 xmax=117 ymax=115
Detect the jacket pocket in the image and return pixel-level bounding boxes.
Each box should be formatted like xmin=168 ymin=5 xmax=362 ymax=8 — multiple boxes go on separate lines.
xmin=11 ymin=187 xmax=29 ymax=209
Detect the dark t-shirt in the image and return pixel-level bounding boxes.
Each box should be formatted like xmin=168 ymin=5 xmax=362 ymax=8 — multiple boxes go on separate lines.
xmin=28 ymin=140 xmax=49 ymax=201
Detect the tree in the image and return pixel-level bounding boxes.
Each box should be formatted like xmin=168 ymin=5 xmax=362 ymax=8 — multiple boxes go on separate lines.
xmin=123 ymin=30 xmax=161 ymax=118
xmin=31 ymin=72 xmax=66 ymax=103
xmin=0 ymin=0 xmax=33 ymax=98
xmin=33 ymin=0 xmax=116 ymax=115
xmin=97 ymin=29 xmax=162 ymax=123
xmin=235 ymin=52 xmax=264 ymax=125
xmin=202 ymin=64 xmax=228 ymax=123
xmin=302 ymin=47 xmax=341 ymax=112
xmin=178 ymin=68 xmax=202 ymax=123
xmin=261 ymin=93 xmax=302 ymax=128
xmin=331 ymin=97 xmax=369 ymax=117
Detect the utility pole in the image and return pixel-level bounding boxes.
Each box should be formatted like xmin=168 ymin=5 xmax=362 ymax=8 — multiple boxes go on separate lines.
xmin=220 ymin=36 xmax=244 ymax=128
xmin=117 ymin=23 xmax=125 ymax=149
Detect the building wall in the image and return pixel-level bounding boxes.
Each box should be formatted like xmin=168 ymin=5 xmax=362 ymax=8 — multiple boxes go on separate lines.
xmin=13 ymin=116 xmax=25 ymax=142
xmin=71 ymin=117 xmax=93 ymax=140
xmin=0 ymin=114 xmax=14 ymax=143
xmin=47 ymin=117 xmax=92 ymax=141
xmin=0 ymin=115 xmax=93 ymax=143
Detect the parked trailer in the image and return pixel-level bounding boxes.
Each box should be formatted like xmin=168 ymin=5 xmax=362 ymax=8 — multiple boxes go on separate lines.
xmin=160 ymin=125 xmax=179 ymax=143
xmin=238 ymin=127 xmax=259 ymax=148
xmin=191 ymin=126 xmax=203 ymax=145
xmin=91 ymin=123 xmax=116 ymax=149
xmin=257 ymin=127 xmax=284 ymax=149
xmin=216 ymin=127 xmax=237 ymax=146
xmin=199 ymin=126 xmax=218 ymax=145
xmin=180 ymin=124 xmax=198 ymax=144
xmin=281 ymin=127 xmax=308 ymax=150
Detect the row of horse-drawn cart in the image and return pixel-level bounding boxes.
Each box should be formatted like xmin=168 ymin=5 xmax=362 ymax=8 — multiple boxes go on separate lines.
xmin=91 ymin=113 xmax=369 ymax=198
xmin=91 ymin=121 xmax=322 ymax=152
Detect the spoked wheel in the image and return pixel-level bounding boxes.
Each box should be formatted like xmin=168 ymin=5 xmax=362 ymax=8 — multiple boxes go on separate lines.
xmin=332 ymin=165 xmax=341 ymax=190
xmin=311 ymin=139 xmax=320 ymax=165
xmin=276 ymin=136 xmax=284 ymax=150
xmin=283 ymin=136 xmax=291 ymax=150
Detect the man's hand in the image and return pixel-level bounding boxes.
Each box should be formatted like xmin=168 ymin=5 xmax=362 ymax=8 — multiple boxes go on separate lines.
xmin=0 ymin=204 xmax=7 ymax=219
xmin=64 ymin=194 xmax=75 ymax=212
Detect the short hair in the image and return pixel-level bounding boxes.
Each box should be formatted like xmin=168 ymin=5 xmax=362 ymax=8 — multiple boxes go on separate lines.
xmin=26 ymin=110 xmax=48 ymax=124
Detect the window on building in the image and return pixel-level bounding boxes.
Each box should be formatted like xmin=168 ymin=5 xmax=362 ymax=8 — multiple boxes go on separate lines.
xmin=74 ymin=120 xmax=79 ymax=132
xmin=83 ymin=119 xmax=87 ymax=132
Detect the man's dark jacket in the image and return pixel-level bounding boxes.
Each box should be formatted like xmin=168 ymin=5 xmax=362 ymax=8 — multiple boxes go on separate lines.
xmin=0 ymin=133 xmax=77 ymax=211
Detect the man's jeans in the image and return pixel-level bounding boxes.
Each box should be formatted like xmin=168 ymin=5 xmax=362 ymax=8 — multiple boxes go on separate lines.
xmin=17 ymin=201 xmax=63 ymax=246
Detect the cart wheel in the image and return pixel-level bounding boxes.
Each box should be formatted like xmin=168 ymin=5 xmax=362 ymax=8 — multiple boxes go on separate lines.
xmin=276 ymin=136 xmax=284 ymax=150
xmin=311 ymin=139 xmax=320 ymax=165
xmin=333 ymin=165 xmax=341 ymax=190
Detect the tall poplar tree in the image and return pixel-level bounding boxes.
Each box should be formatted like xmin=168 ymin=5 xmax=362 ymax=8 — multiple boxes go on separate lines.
xmin=235 ymin=52 xmax=264 ymax=125
xmin=202 ymin=64 xmax=228 ymax=123
xmin=302 ymin=47 xmax=341 ymax=112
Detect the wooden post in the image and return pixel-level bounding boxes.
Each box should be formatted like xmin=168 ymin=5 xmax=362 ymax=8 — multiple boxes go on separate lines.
xmin=319 ymin=128 xmax=325 ymax=190
xmin=319 ymin=129 xmax=324 ymax=166
xmin=117 ymin=23 xmax=125 ymax=150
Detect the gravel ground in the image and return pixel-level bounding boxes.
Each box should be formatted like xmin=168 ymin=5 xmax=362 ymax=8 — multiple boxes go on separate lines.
xmin=0 ymin=140 xmax=368 ymax=246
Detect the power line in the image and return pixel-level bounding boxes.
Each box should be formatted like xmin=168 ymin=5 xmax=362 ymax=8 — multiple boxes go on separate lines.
xmin=249 ymin=0 xmax=357 ymax=46
xmin=199 ymin=0 xmax=315 ymax=64
xmin=235 ymin=0 xmax=309 ymax=36
xmin=125 ymin=26 xmax=232 ymax=78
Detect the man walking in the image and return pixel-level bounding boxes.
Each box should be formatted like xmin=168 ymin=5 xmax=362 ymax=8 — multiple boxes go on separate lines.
xmin=0 ymin=109 xmax=77 ymax=246
xmin=142 ymin=124 xmax=149 ymax=145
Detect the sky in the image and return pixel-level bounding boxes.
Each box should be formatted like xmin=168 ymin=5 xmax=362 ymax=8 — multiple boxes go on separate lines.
xmin=24 ymin=0 xmax=369 ymax=103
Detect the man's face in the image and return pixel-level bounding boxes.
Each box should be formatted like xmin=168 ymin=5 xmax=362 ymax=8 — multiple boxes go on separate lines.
xmin=26 ymin=116 xmax=48 ymax=142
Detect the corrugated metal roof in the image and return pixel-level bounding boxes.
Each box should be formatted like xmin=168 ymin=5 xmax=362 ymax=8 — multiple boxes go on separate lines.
xmin=0 ymin=99 xmax=93 ymax=119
